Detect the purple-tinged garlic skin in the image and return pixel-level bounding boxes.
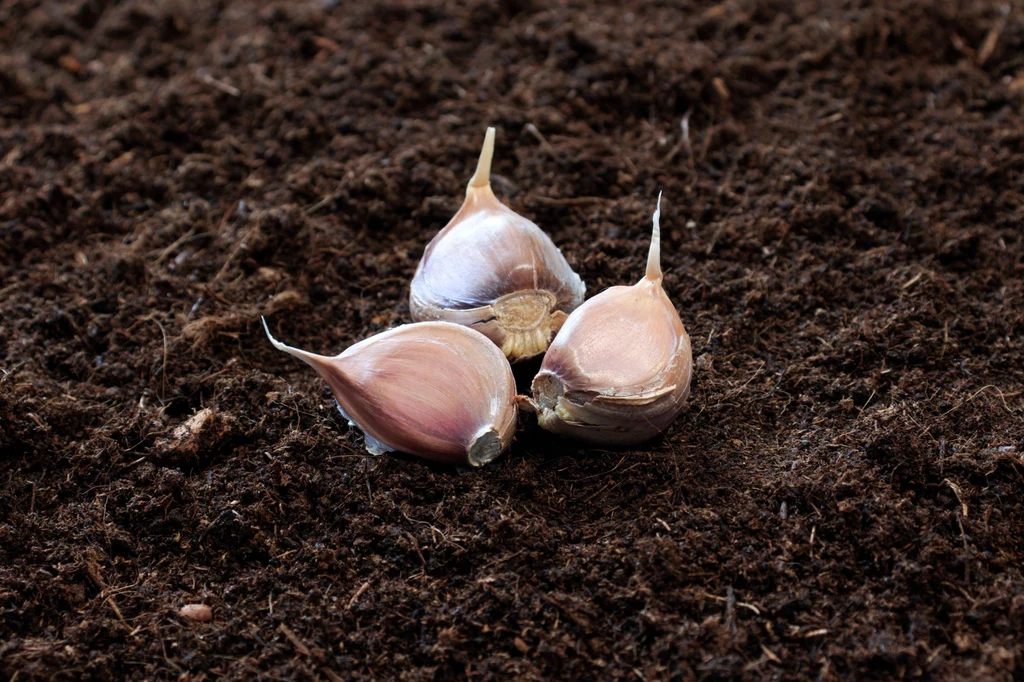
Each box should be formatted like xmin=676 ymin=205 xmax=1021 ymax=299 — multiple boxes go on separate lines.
xmin=410 ymin=127 xmax=585 ymax=362
xmin=525 ymin=194 xmax=692 ymax=444
xmin=263 ymin=320 xmax=517 ymax=467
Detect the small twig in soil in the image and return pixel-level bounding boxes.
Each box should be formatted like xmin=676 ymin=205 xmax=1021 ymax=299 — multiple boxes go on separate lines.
xmin=664 ymin=108 xmax=695 ymax=172
xmin=942 ymin=479 xmax=969 ymax=517
xmin=145 ymin=316 xmax=169 ymax=401
xmin=206 ymin=203 xmax=245 ymax=290
xmin=567 ymin=455 xmax=627 ymax=482
xmin=977 ymin=5 xmax=1010 ymax=66
xmin=929 ymin=385 xmax=1019 ymax=432
xmin=681 ymin=108 xmax=695 ymax=165
xmin=406 ymin=532 xmax=427 ymax=568
xmin=942 ymin=580 xmax=977 ymax=605
xmin=196 ymin=509 xmax=241 ymax=546
xmin=0 ymin=281 xmax=21 ymax=299
xmin=712 ymin=77 xmax=730 ymax=113
xmin=957 ymin=515 xmax=972 ymax=586
xmin=524 ymin=123 xmax=553 ymax=153
xmin=860 ymin=389 xmax=877 ymax=411
xmin=363 ymin=460 xmax=374 ymax=503
xmin=702 ymin=591 xmax=761 ymax=615
xmin=951 ymin=33 xmax=975 ymax=59
xmin=760 ymin=644 xmax=782 ymax=664
xmin=278 ymin=623 xmax=311 ymax=656
xmin=155 ymin=624 xmax=184 ymax=673
xmin=722 ymin=360 xmax=766 ymax=401
xmin=480 ymin=549 xmax=525 ymax=571
xmin=581 ymin=461 xmax=644 ymax=502
xmin=751 ymin=367 xmax=787 ymax=403
xmin=347 ymin=582 xmax=371 ymax=609
xmin=197 ymin=70 xmax=241 ymax=97
xmin=149 ymin=229 xmax=214 ymax=265
xmin=305 ymin=189 xmax=341 ymax=215
xmin=105 ymin=596 xmax=132 ymax=631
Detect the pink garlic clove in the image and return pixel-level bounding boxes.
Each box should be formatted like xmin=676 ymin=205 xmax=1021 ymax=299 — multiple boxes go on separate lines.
xmin=526 ymin=193 xmax=693 ymax=444
xmin=263 ymin=319 xmax=518 ymax=467
xmin=410 ymin=127 xmax=585 ymax=361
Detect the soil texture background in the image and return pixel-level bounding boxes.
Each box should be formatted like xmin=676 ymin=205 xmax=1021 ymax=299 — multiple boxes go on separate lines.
xmin=2 ymin=0 xmax=1024 ymax=680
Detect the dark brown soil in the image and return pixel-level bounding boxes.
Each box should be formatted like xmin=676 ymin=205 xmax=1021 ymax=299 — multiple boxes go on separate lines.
xmin=2 ymin=0 xmax=1024 ymax=679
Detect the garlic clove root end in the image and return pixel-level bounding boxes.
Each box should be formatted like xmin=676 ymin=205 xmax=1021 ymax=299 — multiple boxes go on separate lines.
xmin=467 ymin=428 xmax=503 ymax=468
xmin=492 ymin=291 xmax=568 ymax=361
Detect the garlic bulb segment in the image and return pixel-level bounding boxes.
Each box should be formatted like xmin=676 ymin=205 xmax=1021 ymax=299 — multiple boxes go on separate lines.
xmin=262 ymin=319 xmax=518 ymax=467
xmin=410 ymin=127 xmax=585 ymax=362
xmin=525 ymin=194 xmax=693 ymax=444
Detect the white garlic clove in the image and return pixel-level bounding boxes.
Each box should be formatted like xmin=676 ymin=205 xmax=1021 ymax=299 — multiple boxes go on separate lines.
xmin=525 ymin=193 xmax=693 ymax=444
xmin=410 ymin=127 xmax=585 ymax=362
xmin=263 ymin=319 xmax=518 ymax=467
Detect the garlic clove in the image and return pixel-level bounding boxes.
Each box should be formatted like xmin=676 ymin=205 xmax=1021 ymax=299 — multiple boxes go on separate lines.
xmin=263 ymin=318 xmax=518 ymax=467
xmin=526 ymin=193 xmax=693 ymax=444
xmin=410 ymin=127 xmax=585 ymax=362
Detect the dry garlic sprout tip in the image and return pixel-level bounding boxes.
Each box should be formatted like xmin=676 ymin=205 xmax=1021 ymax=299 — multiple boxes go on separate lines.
xmin=467 ymin=126 xmax=495 ymax=189
xmin=262 ymin=318 xmax=517 ymax=467
xmin=409 ymin=126 xmax=586 ymax=362
xmin=647 ymin=191 xmax=663 ymax=282
xmin=527 ymin=194 xmax=693 ymax=445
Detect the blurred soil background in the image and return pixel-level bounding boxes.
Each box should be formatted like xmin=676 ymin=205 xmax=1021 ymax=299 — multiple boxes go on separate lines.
xmin=1 ymin=0 xmax=1023 ymax=679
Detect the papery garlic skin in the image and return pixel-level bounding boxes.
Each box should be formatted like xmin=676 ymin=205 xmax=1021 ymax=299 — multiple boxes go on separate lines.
xmin=410 ymin=127 xmax=585 ymax=362
xmin=526 ymin=194 xmax=692 ymax=444
xmin=263 ymin=319 xmax=517 ymax=467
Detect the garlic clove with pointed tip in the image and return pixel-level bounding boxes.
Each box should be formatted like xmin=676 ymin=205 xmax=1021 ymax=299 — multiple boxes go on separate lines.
xmin=263 ymin=319 xmax=518 ymax=467
xmin=523 ymin=193 xmax=693 ymax=444
xmin=410 ymin=127 xmax=585 ymax=362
